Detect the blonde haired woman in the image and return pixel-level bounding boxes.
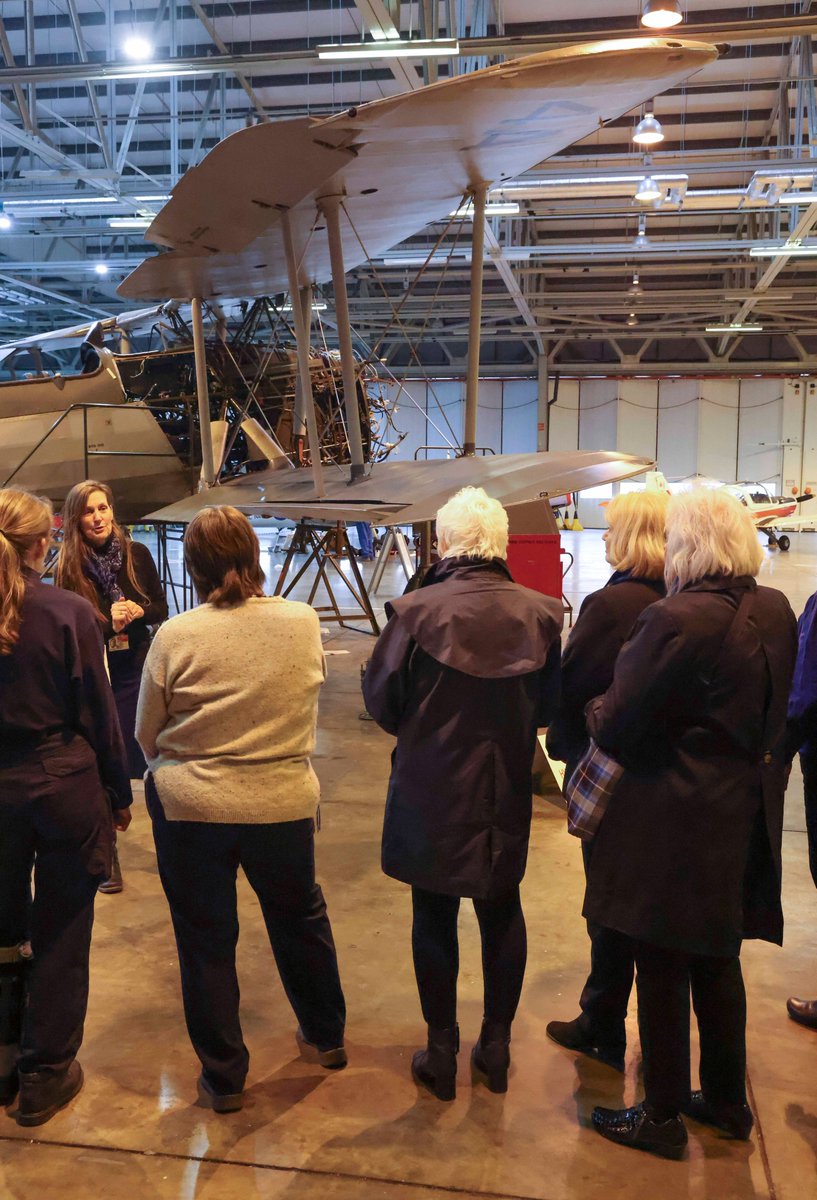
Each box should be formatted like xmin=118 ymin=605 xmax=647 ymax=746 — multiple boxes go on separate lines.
xmin=584 ymin=489 xmax=796 ymax=1158
xmin=57 ymin=480 xmax=167 ymax=892
xmin=546 ymin=488 xmax=668 ymax=1070
xmin=0 ymin=489 xmax=131 ymax=1126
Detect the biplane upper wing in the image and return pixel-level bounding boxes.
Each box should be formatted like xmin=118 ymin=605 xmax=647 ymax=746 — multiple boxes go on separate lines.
xmin=143 ymin=449 xmax=653 ymax=526
xmin=118 ymin=37 xmax=718 ymax=303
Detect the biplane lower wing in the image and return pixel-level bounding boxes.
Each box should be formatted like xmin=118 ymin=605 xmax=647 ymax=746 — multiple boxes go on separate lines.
xmin=143 ymin=450 xmax=653 ymax=526
xmin=119 ymin=38 xmax=718 ymax=303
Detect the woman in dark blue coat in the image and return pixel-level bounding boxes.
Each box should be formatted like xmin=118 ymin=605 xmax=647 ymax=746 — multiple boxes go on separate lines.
xmin=545 ymin=489 xmax=668 ymax=1070
xmin=586 ymin=489 xmax=797 ymax=1159
xmin=0 ymin=489 xmax=131 ymax=1127
xmin=363 ymin=486 xmax=562 ymax=1100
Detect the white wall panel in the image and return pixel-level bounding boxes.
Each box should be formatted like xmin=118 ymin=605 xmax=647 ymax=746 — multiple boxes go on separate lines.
xmin=547 ymin=379 xmax=580 ymax=451
xmin=427 ymin=380 xmax=463 ymax=458
xmin=657 ymin=379 xmax=698 ymax=481
xmin=698 ymin=380 xmax=740 ymax=482
xmin=578 ymin=379 xmax=617 ymax=450
xmin=501 ymin=380 xmax=538 ymax=453
xmin=801 ymin=380 xmax=817 ymax=499
xmin=476 ymin=381 xmax=503 ymax=455
xmin=617 ymin=380 xmax=658 ymax=460
xmin=736 ymin=378 xmax=782 ymax=486
xmin=781 ymin=379 xmax=806 ymax=496
xmin=389 ymin=380 xmax=428 ymax=462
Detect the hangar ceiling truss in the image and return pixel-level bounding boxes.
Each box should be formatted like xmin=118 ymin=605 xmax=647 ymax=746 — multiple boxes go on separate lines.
xmin=0 ymin=2 xmax=816 ymax=376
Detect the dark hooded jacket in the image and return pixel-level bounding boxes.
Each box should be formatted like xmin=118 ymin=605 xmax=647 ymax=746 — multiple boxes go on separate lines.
xmin=546 ymin=569 xmax=665 ymax=782
xmin=583 ymin=576 xmax=797 ymax=957
xmin=363 ymin=556 xmax=563 ymax=899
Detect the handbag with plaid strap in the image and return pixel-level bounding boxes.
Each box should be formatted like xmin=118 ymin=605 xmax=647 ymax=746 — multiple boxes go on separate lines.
xmin=565 ymin=739 xmax=624 ymax=841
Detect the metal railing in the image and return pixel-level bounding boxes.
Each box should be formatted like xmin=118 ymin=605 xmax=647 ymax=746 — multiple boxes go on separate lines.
xmin=2 ymin=401 xmax=178 ymax=488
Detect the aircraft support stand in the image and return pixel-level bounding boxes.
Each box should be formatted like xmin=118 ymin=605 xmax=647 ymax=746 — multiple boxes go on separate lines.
xmin=319 ymin=193 xmax=366 ymax=481
xmin=191 ymin=297 xmax=216 ymax=487
xmin=463 ymin=183 xmax=488 ymax=457
xmin=370 ymin=527 xmax=414 ymax=594
xmin=293 ymin=283 xmax=313 ymax=438
xmin=273 ymin=522 xmax=380 ymax=635
xmin=282 ymin=210 xmax=326 ymax=497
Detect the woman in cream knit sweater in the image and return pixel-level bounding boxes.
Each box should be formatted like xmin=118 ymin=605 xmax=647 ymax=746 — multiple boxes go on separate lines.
xmin=135 ymin=505 xmax=346 ymax=1112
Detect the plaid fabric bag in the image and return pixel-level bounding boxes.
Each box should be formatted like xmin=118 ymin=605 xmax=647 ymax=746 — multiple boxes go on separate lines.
xmin=565 ymin=739 xmax=624 ymax=841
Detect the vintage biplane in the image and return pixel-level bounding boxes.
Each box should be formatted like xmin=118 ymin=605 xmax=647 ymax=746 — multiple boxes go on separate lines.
xmin=2 ymin=36 xmax=719 ymax=533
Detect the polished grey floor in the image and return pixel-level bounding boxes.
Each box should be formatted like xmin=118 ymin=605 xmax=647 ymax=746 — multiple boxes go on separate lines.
xmin=2 ymin=529 xmax=817 ymax=1200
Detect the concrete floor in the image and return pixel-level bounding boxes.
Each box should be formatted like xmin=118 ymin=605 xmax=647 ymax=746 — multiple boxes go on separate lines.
xmin=3 ymin=529 xmax=817 ymax=1199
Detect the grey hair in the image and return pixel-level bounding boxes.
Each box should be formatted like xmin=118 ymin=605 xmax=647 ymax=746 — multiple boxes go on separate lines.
xmin=436 ymin=486 xmax=509 ymax=560
xmin=665 ymin=487 xmax=763 ymax=592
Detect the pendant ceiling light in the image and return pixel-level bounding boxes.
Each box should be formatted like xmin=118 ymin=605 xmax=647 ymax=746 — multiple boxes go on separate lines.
xmin=627 ymin=312 xmax=638 ymax=326
xmin=635 ymin=176 xmax=662 ymax=203
xmin=641 ymin=0 xmax=683 ymax=29
xmin=633 ymin=111 xmax=665 ymax=146
xmin=638 ymin=0 xmax=676 ymax=28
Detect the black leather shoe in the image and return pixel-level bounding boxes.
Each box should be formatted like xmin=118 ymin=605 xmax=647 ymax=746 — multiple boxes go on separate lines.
xmin=546 ymin=1017 xmax=625 ymax=1072
xmin=682 ymin=1090 xmax=753 ymax=1140
xmin=197 ymin=1074 xmax=243 ymax=1113
xmin=412 ymin=1025 xmax=459 ymax=1101
xmin=787 ymin=997 xmax=817 ymax=1030
xmin=16 ymin=1060 xmax=84 ymax=1127
xmin=471 ymin=1020 xmax=511 ymax=1094
xmin=296 ymin=1027 xmax=347 ymax=1069
xmin=592 ymin=1102 xmax=687 ymax=1159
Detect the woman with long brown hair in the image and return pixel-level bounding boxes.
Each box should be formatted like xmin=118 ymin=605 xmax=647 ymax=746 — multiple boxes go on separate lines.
xmin=57 ymin=480 xmax=167 ymax=892
xmin=0 ymin=488 xmax=131 ymax=1127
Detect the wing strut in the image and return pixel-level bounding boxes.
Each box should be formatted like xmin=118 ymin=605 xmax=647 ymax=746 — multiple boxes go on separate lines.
xmin=282 ymin=210 xmax=326 ymax=498
xmin=464 ymin=183 xmax=488 ymax=457
xmin=319 ymin=193 xmax=366 ymax=482
xmin=191 ymin=297 xmax=217 ymax=487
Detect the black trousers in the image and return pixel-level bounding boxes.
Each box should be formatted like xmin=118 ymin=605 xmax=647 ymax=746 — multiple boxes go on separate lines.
xmin=577 ymin=843 xmax=635 ymax=1052
xmin=635 ymin=940 xmax=747 ymax=1119
xmin=147 ymin=778 xmax=346 ymax=1095
xmin=410 ymin=886 xmax=527 ymax=1030
xmin=109 ymin=646 xmax=147 ymax=780
xmin=800 ymin=753 xmax=817 ymax=889
xmin=0 ymin=737 xmax=110 ymax=1077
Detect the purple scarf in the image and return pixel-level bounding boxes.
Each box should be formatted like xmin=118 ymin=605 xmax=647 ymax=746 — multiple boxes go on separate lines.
xmin=83 ymin=534 xmax=125 ymax=603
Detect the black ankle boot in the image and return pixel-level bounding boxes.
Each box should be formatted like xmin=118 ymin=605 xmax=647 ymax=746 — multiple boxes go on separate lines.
xmin=471 ymin=1020 xmax=511 ymax=1093
xmin=411 ymin=1025 xmax=459 ymax=1101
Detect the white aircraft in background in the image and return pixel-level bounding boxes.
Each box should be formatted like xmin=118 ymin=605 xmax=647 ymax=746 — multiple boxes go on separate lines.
xmin=646 ymin=471 xmax=815 ymax=551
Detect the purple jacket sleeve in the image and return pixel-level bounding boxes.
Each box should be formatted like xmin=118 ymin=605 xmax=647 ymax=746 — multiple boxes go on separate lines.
xmin=362 ymin=610 xmax=416 ymax=736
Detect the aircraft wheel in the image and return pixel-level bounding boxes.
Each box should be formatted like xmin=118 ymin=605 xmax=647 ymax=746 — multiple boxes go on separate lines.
xmin=778 ymin=535 xmax=791 ymax=552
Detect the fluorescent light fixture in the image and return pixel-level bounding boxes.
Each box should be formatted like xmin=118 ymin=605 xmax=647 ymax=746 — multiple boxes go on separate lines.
xmin=280 ymin=301 xmax=328 ymax=312
xmin=451 ymin=202 xmax=520 ymax=217
xmin=749 ymin=244 xmax=817 ymax=257
xmin=132 ymin=194 xmax=172 ymax=202
xmin=705 ymin=324 xmax=763 ymax=333
xmin=633 ymin=112 xmax=665 ymax=147
xmin=108 ymin=217 xmax=152 ymax=229
xmin=123 ymin=34 xmax=153 ymax=61
xmin=641 ymin=0 xmax=683 ymax=29
xmin=635 ymin=176 xmax=662 ymax=203
xmin=5 ymin=196 xmax=118 ymax=208
xmin=779 ymin=191 xmax=817 ymax=204
xmin=317 ymin=38 xmax=459 ymax=60
xmin=94 ymin=262 xmax=110 ymax=277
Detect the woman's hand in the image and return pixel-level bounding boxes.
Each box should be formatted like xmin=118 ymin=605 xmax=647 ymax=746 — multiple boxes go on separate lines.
xmin=111 ymin=599 xmax=139 ymax=631
xmin=112 ymin=807 xmax=132 ymax=832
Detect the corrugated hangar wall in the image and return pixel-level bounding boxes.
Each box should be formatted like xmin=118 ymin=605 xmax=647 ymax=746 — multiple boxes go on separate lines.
xmin=384 ymin=377 xmax=817 ymax=528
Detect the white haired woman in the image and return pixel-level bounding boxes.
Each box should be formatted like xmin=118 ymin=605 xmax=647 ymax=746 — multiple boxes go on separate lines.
xmin=546 ymin=489 xmax=669 ymax=1071
xmin=585 ymin=488 xmax=796 ymax=1159
xmin=363 ymin=486 xmax=563 ymax=1100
